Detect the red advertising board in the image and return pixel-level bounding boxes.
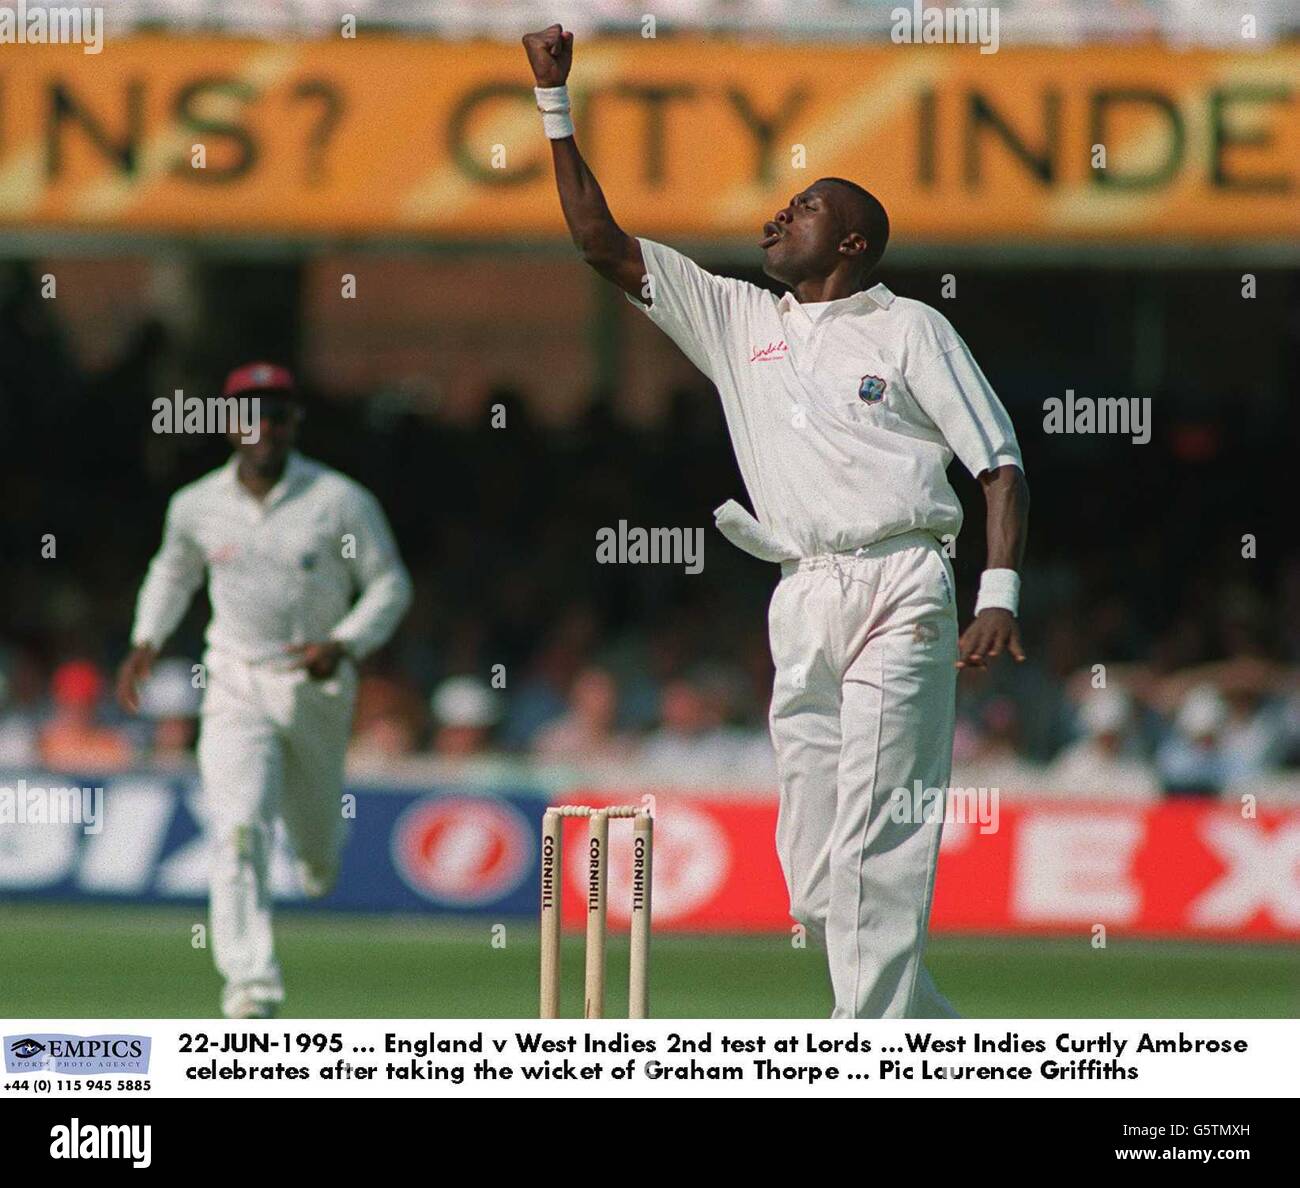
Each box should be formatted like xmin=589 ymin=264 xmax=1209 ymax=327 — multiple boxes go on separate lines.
xmin=559 ymin=793 xmax=1300 ymax=941
xmin=556 ymin=794 xmax=787 ymax=933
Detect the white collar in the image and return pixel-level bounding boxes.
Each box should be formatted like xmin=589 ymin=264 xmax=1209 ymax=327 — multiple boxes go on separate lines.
xmin=224 ymin=449 xmax=308 ymax=509
xmin=777 ymin=282 xmax=894 ymax=320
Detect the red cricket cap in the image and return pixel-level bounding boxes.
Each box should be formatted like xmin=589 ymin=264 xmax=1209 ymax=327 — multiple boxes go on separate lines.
xmin=222 ymin=362 xmax=297 ymax=400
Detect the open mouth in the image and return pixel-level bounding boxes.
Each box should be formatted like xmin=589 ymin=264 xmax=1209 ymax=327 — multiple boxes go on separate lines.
xmin=760 ymin=222 xmax=782 ymax=249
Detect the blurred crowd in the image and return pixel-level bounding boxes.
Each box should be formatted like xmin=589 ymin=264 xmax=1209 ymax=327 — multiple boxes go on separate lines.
xmin=4 ymin=645 xmax=1300 ymax=802
xmin=2 ymin=256 xmax=1298 ymax=802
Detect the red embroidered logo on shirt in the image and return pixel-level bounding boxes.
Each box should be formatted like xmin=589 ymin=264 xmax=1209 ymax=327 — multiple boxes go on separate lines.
xmin=750 ymin=341 xmax=788 ymax=363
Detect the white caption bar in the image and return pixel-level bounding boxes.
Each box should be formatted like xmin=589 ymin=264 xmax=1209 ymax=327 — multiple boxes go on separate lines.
xmin=2 ymin=1019 xmax=1296 ymax=1098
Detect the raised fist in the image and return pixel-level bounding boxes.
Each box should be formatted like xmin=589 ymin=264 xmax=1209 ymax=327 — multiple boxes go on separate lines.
xmin=522 ymin=23 xmax=573 ymax=87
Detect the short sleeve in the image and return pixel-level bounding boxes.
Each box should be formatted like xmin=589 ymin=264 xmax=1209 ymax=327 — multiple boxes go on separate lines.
xmin=130 ymin=490 xmax=206 ymax=650
xmin=624 ymin=238 xmax=744 ymax=380
xmin=908 ymin=337 xmax=1023 ymax=479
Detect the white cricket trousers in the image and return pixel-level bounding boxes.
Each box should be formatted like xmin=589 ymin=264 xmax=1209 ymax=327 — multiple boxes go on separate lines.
xmin=768 ymin=530 xmax=959 ymax=1019
xmin=197 ymin=650 xmax=356 ymax=1016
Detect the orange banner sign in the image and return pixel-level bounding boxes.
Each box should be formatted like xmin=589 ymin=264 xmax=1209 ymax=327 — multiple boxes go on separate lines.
xmin=0 ymin=37 xmax=1295 ymax=241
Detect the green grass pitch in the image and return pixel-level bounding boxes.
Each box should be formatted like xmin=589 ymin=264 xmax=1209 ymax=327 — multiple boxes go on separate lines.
xmin=3 ymin=902 xmax=1296 ymax=1018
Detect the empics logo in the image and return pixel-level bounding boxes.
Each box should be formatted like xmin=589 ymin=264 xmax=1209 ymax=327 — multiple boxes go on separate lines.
xmin=5 ymin=1033 xmax=151 ymax=1075
xmin=50 ymin=1119 xmax=151 ymax=1169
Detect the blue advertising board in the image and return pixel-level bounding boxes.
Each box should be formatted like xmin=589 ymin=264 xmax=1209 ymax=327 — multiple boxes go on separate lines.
xmin=0 ymin=769 xmax=549 ymax=916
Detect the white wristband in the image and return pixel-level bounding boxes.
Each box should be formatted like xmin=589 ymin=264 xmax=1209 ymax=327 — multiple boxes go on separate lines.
xmin=974 ymin=568 xmax=1020 ymax=616
xmin=535 ymin=85 xmax=574 ymax=139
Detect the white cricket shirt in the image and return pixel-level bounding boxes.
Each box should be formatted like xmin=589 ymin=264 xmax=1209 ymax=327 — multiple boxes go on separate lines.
xmin=131 ymin=451 xmax=412 ymax=664
xmin=628 ymin=238 xmax=1023 ymax=558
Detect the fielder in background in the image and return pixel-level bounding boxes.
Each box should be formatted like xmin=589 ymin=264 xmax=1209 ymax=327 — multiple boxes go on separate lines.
xmin=116 ymin=363 xmax=413 ymax=1018
xmin=524 ymin=26 xmax=1029 ymax=1018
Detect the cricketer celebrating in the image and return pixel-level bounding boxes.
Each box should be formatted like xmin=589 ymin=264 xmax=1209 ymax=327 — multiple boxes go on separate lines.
xmin=117 ymin=364 xmax=412 ymax=1018
xmin=524 ymin=26 xmax=1029 ymax=1018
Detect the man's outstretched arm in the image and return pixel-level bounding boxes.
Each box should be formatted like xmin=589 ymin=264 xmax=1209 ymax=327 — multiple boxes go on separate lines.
xmin=523 ymin=24 xmax=645 ymax=297
xmin=957 ymin=464 xmax=1030 ymax=670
